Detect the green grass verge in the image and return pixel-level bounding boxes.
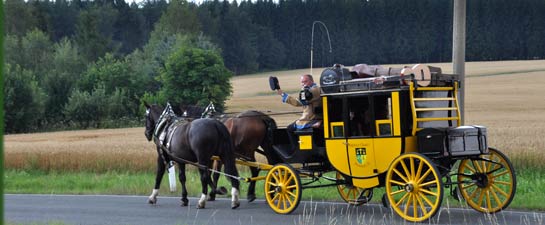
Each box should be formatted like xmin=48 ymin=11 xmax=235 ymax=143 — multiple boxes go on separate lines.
xmin=4 ymin=168 xmax=544 ymax=211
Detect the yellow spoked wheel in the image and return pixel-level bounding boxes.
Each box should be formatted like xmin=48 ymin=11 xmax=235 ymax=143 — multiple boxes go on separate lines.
xmin=457 ymin=148 xmax=516 ymax=213
xmin=385 ymin=153 xmax=443 ymax=222
xmin=264 ymin=164 xmax=302 ymax=214
xmin=336 ymin=172 xmax=373 ymax=206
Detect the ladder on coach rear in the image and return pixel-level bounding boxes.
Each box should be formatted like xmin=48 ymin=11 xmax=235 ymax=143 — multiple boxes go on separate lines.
xmin=409 ymin=81 xmax=461 ymax=136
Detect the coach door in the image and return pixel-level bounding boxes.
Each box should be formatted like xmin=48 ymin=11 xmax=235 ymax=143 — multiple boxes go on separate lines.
xmin=324 ymin=95 xmax=378 ymax=188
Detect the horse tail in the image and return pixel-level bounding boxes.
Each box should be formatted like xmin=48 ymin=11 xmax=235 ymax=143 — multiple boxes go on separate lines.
xmin=262 ymin=115 xmax=277 ymax=142
xmin=215 ymin=120 xmax=240 ymax=189
xmin=260 ymin=114 xmax=279 ymax=165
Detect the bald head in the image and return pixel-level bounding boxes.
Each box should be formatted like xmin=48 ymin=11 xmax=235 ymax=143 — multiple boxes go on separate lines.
xmin=300 ymin=74 xmax=314 ymax=88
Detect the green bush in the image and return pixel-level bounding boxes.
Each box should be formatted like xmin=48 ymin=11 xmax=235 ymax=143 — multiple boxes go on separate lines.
xmin=3 ymin=64 xmax=46 ymax=133
xmin=155 ymin=46 xmax=233 ymax=111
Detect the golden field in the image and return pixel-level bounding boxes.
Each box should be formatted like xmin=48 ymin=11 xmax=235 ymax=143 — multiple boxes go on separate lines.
xmin=4 ymin=60 xmax=545 ymax=172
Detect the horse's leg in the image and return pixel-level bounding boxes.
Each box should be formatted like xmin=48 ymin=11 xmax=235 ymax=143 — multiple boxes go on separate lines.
xmin=197 ymin=166 xmax=210 ymax=209
xmin=222 ymin=155 xmax=240 ymax=209
xmin=178 ymin=163 xmax=189 ymax=206
xmin=247 ymin=155 xmax=259 ymax=203
xmin=148 ymin=153 xmax=166 ymax=204
xmin=208 ymin=160 xmax=223 ymax=201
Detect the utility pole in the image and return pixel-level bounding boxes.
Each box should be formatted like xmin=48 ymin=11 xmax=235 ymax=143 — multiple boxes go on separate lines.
xmin=453 ymin=0 xmax=466 ymax=125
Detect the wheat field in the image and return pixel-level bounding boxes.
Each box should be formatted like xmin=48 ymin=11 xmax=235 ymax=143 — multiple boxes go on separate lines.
xmin=4 ymin=60 xmax=545 ymax=172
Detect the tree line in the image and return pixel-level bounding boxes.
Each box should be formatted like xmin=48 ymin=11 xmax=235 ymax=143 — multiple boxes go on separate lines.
xmin=4 ymin=0 xmax=544 ymax=133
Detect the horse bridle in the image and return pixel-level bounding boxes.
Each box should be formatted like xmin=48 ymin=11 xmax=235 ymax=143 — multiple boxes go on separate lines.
xmin=201 ymin=102 xmax=217 ymax=118
xmin=152 ymin=103 xmax=179 ymax=145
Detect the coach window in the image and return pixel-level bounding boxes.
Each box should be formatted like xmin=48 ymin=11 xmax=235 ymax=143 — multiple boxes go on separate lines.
xmin=373 ymin=94 xmax=392 ymax=136
xmin=347 ymin=96 xmax=370 ymax=137
xmin=328 ymin=97 xmax=344 ymax=138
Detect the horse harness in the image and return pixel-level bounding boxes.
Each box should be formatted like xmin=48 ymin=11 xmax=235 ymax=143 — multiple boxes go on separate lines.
xmin=151 ymin=103 xmax=248 ymax=182
xmin=151 ymin=102 xmax=279 ymax=181
xmin=152 ymin=103 xmax=205 ymax=169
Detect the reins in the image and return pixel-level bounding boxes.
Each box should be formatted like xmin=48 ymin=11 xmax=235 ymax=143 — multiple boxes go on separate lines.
xmin=185 ymin=110 xmax=301 ymax=120
xmin=158 ymin=143 xmax=250 ymax=182
xmin=151 ymin=102 xmax=288 ymax=183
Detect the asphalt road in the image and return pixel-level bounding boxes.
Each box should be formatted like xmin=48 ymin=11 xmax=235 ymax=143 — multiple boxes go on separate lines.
xmin=5 ymin=194 xmax=545 ymax=225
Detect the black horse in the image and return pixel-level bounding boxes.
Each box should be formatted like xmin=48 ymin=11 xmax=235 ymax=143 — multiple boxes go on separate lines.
xmin=144 ymin=102 xmax=240 ymax=209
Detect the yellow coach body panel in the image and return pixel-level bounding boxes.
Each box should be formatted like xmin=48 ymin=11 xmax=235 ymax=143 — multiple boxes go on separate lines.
xmin=298 ymin=135 xmax=313 ymax=150
xmin=325 ymin=139 xmax=350 ymax=175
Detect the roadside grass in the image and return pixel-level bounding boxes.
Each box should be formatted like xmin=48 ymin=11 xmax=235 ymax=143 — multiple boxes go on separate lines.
xmin=4 ymin=165 xmax=544 ymax=211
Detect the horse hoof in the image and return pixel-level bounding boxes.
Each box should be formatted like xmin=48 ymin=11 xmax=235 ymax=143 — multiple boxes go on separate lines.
xmin=197 ymin=203 xmax=205 ymax=209
xmin=180 ymin=198 xmax=189 ymax=207
xmin=231 ymin=201 xmax=240 ymax=209
xmin=148 ymin=197 xmax=157 ymax=204
xmin=208 ymin=194 xmax=216 ymax=201
xmin=247 ymin=195 xmax=256 ymax=203
xmin=217 ymin=186 xmax=228 ymax=195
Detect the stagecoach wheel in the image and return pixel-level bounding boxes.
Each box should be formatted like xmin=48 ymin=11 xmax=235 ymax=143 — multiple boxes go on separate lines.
xmin=335 ymin=172 xmax=373 ymax=205
xmin=264 ymin=164 xmax=302 ymax=214
xmin=457 ymin=148 xmax=516 ymax=213
xmin=385 ymin=153 xmax=443 ymax=222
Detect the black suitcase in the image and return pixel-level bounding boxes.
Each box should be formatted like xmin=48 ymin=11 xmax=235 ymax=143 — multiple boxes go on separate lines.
xmin=447 ymin=126 xmax=482 ymax=156
xmin=472 ymin=125 xmax=488 ymax=154
xmin=417 ymin=127 xmax=449 ymax=156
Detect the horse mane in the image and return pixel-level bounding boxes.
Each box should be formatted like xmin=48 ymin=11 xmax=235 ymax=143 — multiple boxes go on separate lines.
xmin=170 ymin=104 xmax=185 ymax=116
xmin=178 ymin=104 xmax=205 ymax=118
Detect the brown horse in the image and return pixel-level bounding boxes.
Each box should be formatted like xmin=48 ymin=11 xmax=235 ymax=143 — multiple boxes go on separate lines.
xmin=213 ymin=110 xmax=277 ymax=202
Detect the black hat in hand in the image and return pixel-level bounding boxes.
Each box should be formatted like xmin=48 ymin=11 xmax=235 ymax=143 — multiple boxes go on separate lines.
xmin=269 ymin=76 xmax=280 ymax=90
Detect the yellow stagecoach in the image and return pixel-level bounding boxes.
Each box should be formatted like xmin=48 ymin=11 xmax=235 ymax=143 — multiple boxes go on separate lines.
xmin=248 ymin=64 xmax=516 ymax=222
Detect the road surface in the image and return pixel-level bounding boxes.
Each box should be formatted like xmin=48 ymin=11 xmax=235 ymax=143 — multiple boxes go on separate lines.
xmin=5 ymin=194 xmax=544 ymax=225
